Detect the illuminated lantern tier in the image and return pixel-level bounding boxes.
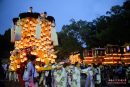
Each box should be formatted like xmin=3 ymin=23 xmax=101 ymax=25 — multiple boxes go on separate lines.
xmin=10 ymin=12 xmax=58 ymax=71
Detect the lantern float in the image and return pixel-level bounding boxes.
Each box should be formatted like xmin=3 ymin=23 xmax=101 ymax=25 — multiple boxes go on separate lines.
xmin=9 ymin=12 xmax=58 ymax=71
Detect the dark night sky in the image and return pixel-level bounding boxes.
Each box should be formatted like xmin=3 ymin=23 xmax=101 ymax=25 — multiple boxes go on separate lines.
xmin=0 ymin=0 xmax=124 ymax=34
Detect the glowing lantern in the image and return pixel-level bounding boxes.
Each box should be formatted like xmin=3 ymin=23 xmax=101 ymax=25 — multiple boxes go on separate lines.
xmin=17 ymin=65 xmax=20 ymax=68
xmin=35 ymin=65 xmax=40 ymax=69
xmin=41 ymin=59 xmax=44 ymax=62
xmin=36 ymin=58 xmax=41 ymax=61
xmin=21 ymin=59 xmax=24 ymax=63
xmin=24 ymin=57 xmax=27 ymax=61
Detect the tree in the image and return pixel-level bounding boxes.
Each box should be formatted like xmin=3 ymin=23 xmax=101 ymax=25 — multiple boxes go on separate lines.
xmin=57 ymin=24 xmax=83 ymax=60
xmin=0 ymin=29 xmax=14 ymax=58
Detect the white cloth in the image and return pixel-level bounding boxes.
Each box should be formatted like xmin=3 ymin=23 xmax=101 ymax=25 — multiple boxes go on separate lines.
xmin=71 ymin=67 xmax=81 ymax=87
xmin=51 ymin=24 xmax=58 ymax=46
xmin=11 ymin=27 xmax=15 ymax=42
xmin=35 ymin=23 xmax=42 ymax=39
xmin=15 ymin=25 xmax=21 ymax=41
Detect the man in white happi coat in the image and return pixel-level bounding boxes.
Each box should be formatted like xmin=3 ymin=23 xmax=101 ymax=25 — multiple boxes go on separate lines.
xmin=55 ymin=63 xmax=67 ymax=87
xmin=71 ymin=62 xmax=81 ymax=87
xmin=82 ymin=64 xmax=95 ymax=87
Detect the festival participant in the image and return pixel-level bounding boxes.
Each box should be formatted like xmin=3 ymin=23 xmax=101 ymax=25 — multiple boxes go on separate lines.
xmin=0 ymin=59 xmax=5 ymax=86
xmin=17 ymin=63 xmax=26 ymax=87
xmin=55 ymin=63 xmax=67 ymax=87
xmin=71 ymin=62 xmax=81 ymax=87
xmin=45 ymin=69 xmax=52 ymax=87
xmin=23 ymin=54 xmax=38 ymax=87
xmin=65 ymin=63 xmax=73 ymax=87
xmin=53 ymin=67 xmax=57 ymax=87
xmin=51 ymin=63 xmax=57 ymax=87
xmin=39 ymin=63 xmax=45 ymax=86
xmin=2 ymin=63 xmax=7 ymax=78
xmin=82 ymin=64 xmax=95 ymax=87
xmin=95 ymin=64 xmax=101 ymax=87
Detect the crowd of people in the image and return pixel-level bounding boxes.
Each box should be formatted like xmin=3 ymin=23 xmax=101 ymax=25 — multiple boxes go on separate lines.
xmin=1 ymin=55 xmax=130 ymax=87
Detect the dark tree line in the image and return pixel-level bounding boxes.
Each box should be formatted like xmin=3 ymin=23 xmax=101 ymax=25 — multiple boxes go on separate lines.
xmin=0 ymin=29 xmax=14 ymax=58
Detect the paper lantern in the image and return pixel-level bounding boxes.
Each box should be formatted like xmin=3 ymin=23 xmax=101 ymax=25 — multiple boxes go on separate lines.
xmin=11 ymin=67 xmax=15 ymax=71
xmin=51 ymin=59 xmax=55 ymax=63
xmin=17 ymin=65 xmax=20 ymax=68
xmin=14 ymin=60 xmax=18 ymax=63
xmin=23 ymin=57 xmax=27 ymax=61
xmin=23 ymin=53 xmax=26 ymax=56
xmin=53 ymin=55 xmax=57 ymax=58
xmin=10 ymin=57 xmax=13 ymax=61
xmin=41 ymin=59 xmax=44 ymax=62
xmin=36 ymin=58 xmax=41 ymax=61
xmin=44 ymin=54 xmax=47 ymax=58
xmin=21 ymin=59 xmax=24 ymax=63
xmin=29 ymin=21 xmax=33 ymax=25
xmin=35 ymin=65 xmax=40 ymax=69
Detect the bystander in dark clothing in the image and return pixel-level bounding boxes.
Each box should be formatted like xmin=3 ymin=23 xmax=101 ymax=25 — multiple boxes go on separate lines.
xmin=0 ymin=59 xmax=5 ymax=87
xmin=45 ymin=70 xmax=52 ymax=87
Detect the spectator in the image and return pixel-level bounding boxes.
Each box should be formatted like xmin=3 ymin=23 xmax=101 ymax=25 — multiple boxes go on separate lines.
xmin=23 ymin=54 xmax=38 ymax=87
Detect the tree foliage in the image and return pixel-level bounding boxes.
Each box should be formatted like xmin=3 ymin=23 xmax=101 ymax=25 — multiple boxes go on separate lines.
xmin=57 ymin=0 xmax=130 ymax=59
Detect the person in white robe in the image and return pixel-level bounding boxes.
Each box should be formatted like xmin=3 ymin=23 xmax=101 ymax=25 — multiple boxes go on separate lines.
xmin=55 ymin=64 xmax=67 ymax=87
xmin=51 ymin=64 xmax=57 ymax=87
xmin=71 ymin=62 xmax=81 ymax=87
xmin=53 ymin=69 xmax=58 ymax=87
xmin=82 ymin=64 xmax=95 ymax=87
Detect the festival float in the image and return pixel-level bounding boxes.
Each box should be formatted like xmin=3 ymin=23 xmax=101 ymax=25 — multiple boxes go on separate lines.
xmin=83 ymin=44 xmax=130 ymax=65
xmin=69 ymin=53 xmax=81 ymax=64
xmin=9 ymin=11 xmax=58 ymax=72
xmin=83 ymin=48 xmax=105 ymax=64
